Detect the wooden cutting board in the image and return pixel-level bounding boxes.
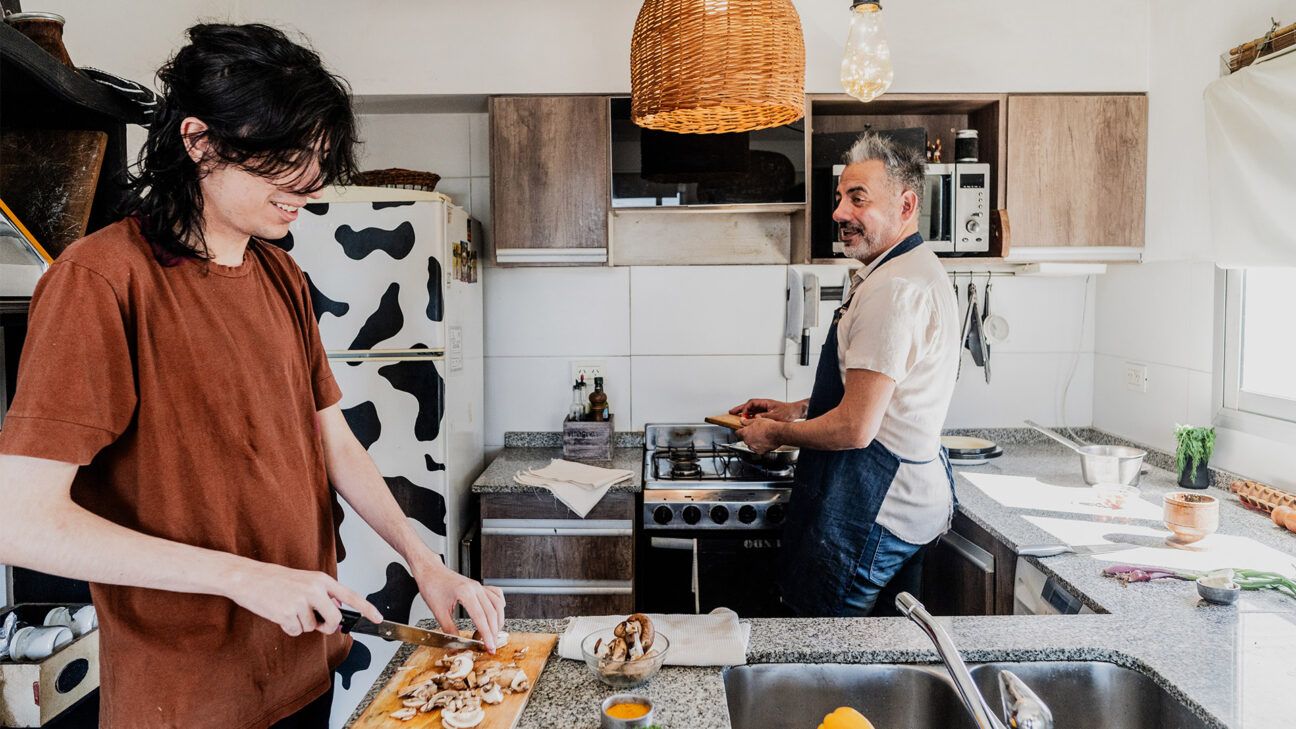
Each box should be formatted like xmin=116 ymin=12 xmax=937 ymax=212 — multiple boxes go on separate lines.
xmin=353 ymin=633 xmax=557 ymax=728
xmin=705 ymin=414 xmax=744 ymax=430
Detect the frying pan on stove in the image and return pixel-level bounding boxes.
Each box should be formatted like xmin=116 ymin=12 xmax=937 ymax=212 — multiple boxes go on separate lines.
xmin=719 ymin=441 xmax=800 ymax=469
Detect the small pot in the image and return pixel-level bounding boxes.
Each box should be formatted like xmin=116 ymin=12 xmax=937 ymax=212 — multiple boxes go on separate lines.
xmin=600 ymin=694 xmax=655 ymax=728
xmin=1163 ymin=491 xmax=1220 ymax=545
xmin=5 ymin=12 xmax=75 ymax=68
xmin=1178 ymin=458 xmax=1211 ymax=489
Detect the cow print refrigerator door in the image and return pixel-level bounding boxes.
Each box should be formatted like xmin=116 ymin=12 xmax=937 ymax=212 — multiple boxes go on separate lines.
xmin=286 ymin=190 xmax=450 ymax=355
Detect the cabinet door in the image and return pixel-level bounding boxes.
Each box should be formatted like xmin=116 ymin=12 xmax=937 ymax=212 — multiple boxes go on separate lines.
xmin=489 ymin=96 xmax=610 ymax=264
xmin=1006 ymin=94 xmax=1147 ymax=248
xmin=920 ymin=530 xmax=996 ymax=616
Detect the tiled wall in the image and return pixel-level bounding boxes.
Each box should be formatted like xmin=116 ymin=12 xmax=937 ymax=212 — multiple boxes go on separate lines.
xmin=482 ymin=265 xmax=1095 ymax=447
xmin=355 ymin=112 xmax=1097 ymax=449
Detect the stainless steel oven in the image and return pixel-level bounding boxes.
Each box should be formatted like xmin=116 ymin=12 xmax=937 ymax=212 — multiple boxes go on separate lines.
xmin=635 ymin=424 xmax=793 ymax=617
xmin=830 ymin=162 xmax=991 ymax=256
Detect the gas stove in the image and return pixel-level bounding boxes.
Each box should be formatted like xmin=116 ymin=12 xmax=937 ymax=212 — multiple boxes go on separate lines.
xmin=641 ymin=423 xmax=794 ymax=531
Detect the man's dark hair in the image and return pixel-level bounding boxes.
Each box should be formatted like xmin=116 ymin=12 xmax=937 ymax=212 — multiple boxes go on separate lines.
xmin=122 ymin=23 xmax=358 ymax=262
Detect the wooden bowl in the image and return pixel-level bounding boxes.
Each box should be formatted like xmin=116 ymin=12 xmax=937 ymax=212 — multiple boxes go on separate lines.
xmin=1163 ymin=491 xmax=1220 ymax=545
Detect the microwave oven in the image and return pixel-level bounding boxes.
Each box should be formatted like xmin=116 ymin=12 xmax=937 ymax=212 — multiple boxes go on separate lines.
xmin=827 ymin=162 xmax=991 ymax=256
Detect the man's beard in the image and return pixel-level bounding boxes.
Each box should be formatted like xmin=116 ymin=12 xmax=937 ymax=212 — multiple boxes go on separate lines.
xmin=839 ymin=224 xmax=887 ymax=262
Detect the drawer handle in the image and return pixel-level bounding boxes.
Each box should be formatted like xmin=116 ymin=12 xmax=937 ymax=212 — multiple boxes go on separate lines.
xmin=482 ymin=518 xmax=631 ymax=537
xmin=940 ymin=531 xmax=995 ymax=574
xmin=483 ymin=579 xmax=632 ymax=596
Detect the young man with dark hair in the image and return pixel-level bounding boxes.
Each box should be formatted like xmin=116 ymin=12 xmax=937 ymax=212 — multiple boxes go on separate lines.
xmin=0 ymin=23 xmax=504 ymax=727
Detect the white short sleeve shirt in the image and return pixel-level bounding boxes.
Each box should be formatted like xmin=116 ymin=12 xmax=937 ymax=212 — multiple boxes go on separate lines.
xmin=836 ymin=241 xmax=961 ymax=545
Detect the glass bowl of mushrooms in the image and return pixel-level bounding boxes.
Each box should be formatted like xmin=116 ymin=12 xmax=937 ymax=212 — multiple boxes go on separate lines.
xmin=581 ymin=614 xmax=670 ymax=688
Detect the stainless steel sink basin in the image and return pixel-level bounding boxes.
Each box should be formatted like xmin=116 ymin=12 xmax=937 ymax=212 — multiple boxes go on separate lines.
xmin=724 ymin=662 xmax=1210 ymax=729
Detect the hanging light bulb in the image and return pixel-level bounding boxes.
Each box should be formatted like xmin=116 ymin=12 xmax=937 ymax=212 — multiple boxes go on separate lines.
xmin=841 ymin=0 xmax=893 ymax=103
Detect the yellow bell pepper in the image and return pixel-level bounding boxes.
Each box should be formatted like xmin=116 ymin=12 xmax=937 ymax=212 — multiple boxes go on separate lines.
xmin=818 ymin=706 xmax=875 ymax=729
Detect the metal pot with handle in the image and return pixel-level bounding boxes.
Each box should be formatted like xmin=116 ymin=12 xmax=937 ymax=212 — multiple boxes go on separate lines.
xmin=719 ymin=442 xmax=799 ymax=470
xmin=1025 ymin=421 xmax=1146 ymax=486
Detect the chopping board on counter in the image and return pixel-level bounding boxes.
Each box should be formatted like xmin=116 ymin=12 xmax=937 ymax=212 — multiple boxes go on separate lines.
xmin=353 ymin=632 xmax=557 ymax=728
xmin=705 ymin=414 xmax=744 ymax=430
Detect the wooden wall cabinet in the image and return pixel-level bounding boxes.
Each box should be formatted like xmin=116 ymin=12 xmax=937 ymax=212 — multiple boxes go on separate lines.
xmin=489 ymin=95 xmax=611 ymax=266
xmin=479 ymin=491 xmax=634 ymax=617
xmin=1005 ymin=94 xmax=1148 ymax=250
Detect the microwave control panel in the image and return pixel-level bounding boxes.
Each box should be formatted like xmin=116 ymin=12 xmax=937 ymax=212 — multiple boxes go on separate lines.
xmin=954 ymin=163 xmax=991 ymax=253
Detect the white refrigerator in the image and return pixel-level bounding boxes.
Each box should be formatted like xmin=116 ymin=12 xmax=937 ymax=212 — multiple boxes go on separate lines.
xmin=285 ymin=187 xmax=484 ymax=723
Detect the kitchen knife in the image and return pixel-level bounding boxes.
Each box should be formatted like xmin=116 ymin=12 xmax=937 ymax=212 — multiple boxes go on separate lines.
xmin=339 ymin=609 xmax=486 ymax=651
xmin=1018 ymin=544 xmax=1132 ymax=557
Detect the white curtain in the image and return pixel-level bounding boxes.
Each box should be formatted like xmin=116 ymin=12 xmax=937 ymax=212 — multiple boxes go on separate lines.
xmin=1203 ymin=49 xmax=1296 ymax=268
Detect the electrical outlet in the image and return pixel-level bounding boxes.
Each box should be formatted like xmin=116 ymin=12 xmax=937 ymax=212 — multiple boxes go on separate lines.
xmin=571 ymin=360 xmax=606 ymax=386
xmin=1124 ymin=363 xmax=1148 ymax=393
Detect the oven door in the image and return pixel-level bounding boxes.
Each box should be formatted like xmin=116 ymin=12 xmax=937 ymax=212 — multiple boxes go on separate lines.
xmin=920 ymin=163 xmax=955 ymax=253
xmin=637 ymin=531 xmax=787 ymax=617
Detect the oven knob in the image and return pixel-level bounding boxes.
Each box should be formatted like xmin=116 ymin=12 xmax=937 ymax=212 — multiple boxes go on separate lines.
xmin=766 ymin=504 xmax=786 ymax=525
xmin=738 ymin=505 xmax=758 ymax=524
xmin=965 ymin=218 xmax=982 ymax=234
xmin=682 ymin=505 xmax=702 ymax=525
xmin=652 ymin=505 xmax=674 ymax=525
xmin=710 ymin=505 xmax=730 ymax=524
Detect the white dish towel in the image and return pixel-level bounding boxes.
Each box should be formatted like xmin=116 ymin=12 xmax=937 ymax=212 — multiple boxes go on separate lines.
xmin=513 ymin=459 xmax=634 ymax=518
xmin=557 ymin=609 xmax=750 ymax=666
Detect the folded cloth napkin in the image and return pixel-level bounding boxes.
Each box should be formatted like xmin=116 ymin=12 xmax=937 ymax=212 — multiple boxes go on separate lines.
xmin=514 ymin=459 xmax=634 ymax=518
xmin=557 ymin=608 xmax=750 ymax=666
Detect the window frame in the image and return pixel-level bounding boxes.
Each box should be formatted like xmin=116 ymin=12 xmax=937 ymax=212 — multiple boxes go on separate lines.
xmin=1215 ymin=268 xmax=1296 ymax=439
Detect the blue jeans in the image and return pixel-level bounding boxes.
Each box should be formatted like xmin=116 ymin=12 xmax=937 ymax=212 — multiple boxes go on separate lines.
xmin=840 ymin=523 xmax=927 ymax=616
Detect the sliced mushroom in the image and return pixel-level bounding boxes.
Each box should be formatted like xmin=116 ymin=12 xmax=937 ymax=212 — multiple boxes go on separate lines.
xmin=444 ymin=652 xmax=474 ymax=680
xmin=606 ymin=636 xmax=628 ymax=662
xmin=401 ymin=697 xmax=426 ymax=709
xmin=389 ymin=707 xmax=417 ymax=721
xmin=440 ymin=705 xmax=486 ymax=729
xmin=479 ymin=682 xmax=504 ymax=705
xmin=429 ymin=689 xmax=458 ymax=708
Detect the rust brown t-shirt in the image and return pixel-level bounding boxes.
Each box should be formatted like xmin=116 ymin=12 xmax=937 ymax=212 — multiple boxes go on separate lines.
xmin=0 ymin=218 xmax=351 ymax=728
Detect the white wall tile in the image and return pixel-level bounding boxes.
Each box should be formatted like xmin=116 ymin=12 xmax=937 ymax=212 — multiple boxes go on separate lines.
xmin=1096 ymin=261 xmax=1195 ymax=368
xmin=630 ymin=356 xmax=786 ymax=428
xmin=436 ymin=177 xmax=472 ymax=211
xmin=1186 ymin=369 xmax=1215 ymax=429
xmin=630 ymin=266 xmax=788 ymax=356
xmin=787 ymin=355 xmax=820 ymax=402
xmin=945 ymin=353 xmax=1094 ymax=429
xmin=972 ymin=275 xmax=1096 ymax=354
xmin=1092 ymin=354 xmax=1188 ymax=451
xmin=468 ymin=113 xmax=490 ymax=178
xmin=356 ymin=113 xmax=472 ymax=178
xmin=1184 ymin=263 xmax=1217 ymax=373
xmin=484 ymin=356 xmax=631 ymax=446
xmin=485 ymin=267 xmax=630 ymax=358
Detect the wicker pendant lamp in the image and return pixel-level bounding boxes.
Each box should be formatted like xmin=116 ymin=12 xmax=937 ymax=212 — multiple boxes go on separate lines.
xmin=630 ymin=0 xmax=806 ymax=134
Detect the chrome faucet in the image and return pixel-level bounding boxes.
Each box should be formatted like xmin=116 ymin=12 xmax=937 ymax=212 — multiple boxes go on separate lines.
xmin=895 ymin=592 xmax=1054 ymax=729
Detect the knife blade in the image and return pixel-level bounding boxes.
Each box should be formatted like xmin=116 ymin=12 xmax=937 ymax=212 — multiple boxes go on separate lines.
xmin=1018 ymin=544 xmax=1132 ymax=557
xmin=339 ymin=609 xmax=486 ymax=651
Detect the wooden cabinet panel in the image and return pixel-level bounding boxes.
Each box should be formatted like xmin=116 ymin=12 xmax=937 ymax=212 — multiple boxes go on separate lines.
xmin=1006 ymin=94 xmax=1147 ymax=248
xmin=482 ymin=535 xmax=633 ymax=581
xmin=482 ymin=491 xmax=632 ymax=521
xmin=501 ymin=593 xmax=634 ymax=619
xmin=489 ymin=95 xmax=610 ymax=263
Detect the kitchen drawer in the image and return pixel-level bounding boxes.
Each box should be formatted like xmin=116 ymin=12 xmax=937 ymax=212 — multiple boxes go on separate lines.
xmin=481 ymin=491 xmax=634 ymax=521
xmin=487 ymin=589 xmax=634 ymax=619
xmin=482 ymin=533 xmax=633 ymax=581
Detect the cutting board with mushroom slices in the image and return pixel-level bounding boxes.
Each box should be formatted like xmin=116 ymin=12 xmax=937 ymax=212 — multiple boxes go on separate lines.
xmin=353 ymin=632 xmax=557 ymax=728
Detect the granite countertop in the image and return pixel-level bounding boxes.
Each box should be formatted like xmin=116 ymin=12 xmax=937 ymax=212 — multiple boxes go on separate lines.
xmin=356 ymin=441 xmax=1296 ymax=728
xmin=471 ymin=447 xmax=644 ymax=494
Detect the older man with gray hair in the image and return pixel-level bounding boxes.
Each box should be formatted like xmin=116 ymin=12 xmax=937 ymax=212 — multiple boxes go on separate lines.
xmin=731 ymin=132 xmax=960 ymax=617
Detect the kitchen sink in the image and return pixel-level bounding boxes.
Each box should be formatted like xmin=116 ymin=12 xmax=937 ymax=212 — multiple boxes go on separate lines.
xmin=723 ymin=661 xmax=1211 ymax=729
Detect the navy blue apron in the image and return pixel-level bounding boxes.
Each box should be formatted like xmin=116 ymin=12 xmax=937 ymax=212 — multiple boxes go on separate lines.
xmin=776 ymin=233 xmax=954 ymax=617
